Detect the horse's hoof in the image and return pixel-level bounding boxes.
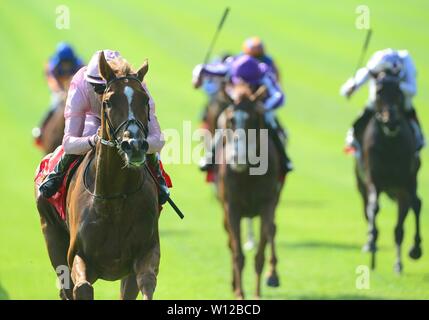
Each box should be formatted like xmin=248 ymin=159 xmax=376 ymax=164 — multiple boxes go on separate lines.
xmin=234 ymin=291 xmax=245 ymax=300
xmin=59 ymin=288 xmax=72 ymax=300
xmin=394 ymin=262 xmax=403 ymax=274
xmin=73 ymin=281 xmax=94 ymax=300
xmin=266 ymin=275 xmax=280 ymax=288
xmin=409 ymin=246 xmax=422 ymax=260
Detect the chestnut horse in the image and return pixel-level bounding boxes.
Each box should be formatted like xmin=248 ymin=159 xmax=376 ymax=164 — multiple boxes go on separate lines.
xmin=356 ymin=73 xmax=422 ymax=273
xmin=216 ymin=84 xmax=283 ymax=299
xmin=35 ymin=52 xmax=160 ymax=299
xmin=204 ymin=86 xmax=257 ymax=251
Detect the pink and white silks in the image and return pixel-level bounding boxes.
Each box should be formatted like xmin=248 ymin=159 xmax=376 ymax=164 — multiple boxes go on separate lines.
xmin=62 ymin=67 xmax=165 ymax=155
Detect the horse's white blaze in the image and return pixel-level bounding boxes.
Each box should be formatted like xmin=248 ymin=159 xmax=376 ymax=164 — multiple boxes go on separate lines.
xmin=124 ymin=86 xmax=135 ymax=120
xmin=124 ymin=86 xmax=140 ymax=136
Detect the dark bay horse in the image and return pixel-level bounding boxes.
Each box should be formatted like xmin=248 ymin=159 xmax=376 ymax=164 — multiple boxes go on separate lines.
xmin=216 ymin=84 xmax=284 ymax=299
xmin=35 ymin=52 xmax=160 ymax=299
xmin=356 ymin=74 xmax=422 ymax=273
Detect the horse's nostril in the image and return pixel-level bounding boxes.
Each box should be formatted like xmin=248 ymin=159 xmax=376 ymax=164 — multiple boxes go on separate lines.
xmin=121 ymin=140 xmax=132 ymax=152
xmin=141 ymin=140 xmax=149 ymax=152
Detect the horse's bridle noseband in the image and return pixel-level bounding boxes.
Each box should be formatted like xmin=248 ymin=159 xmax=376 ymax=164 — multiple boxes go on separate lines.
xmin=100 ymin=76 xmax=150 ymax=148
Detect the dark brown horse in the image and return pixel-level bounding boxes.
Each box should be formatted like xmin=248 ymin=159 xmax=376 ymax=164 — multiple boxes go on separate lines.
xmin=216 ymin=84 xmax=283 ymax=299
xmin=35 ymin=52 xmax=160 ymax=299
xmin=37 ymin=92 xmax=67 ymax=154
xmin=356 ymin=73 xmax=422 ymax=273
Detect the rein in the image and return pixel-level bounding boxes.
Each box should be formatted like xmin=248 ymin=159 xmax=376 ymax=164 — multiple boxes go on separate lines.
xmin=83 ymin=154 xmax=145 ymax=200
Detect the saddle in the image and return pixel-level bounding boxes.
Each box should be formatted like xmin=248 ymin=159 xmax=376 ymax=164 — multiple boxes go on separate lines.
xmin=35 ymin=147 xmax=83 ymax=220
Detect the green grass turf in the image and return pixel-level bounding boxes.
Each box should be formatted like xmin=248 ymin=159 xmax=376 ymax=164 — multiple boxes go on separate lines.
xmin=0 ymin=0 xmax=428 ymax=299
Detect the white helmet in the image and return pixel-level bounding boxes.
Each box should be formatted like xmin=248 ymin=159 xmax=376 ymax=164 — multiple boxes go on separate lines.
xmin=85 ymin=49 xmax=121 ymax=84
xmin=370 ymin=49 xmax=403 ymax=75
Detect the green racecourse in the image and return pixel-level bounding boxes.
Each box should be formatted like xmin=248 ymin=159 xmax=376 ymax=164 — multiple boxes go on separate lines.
xmin=0 ymin=0 xmax=428 ymax=299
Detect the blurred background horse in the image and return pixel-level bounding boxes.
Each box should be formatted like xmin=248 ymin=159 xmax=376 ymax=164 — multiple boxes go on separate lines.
xmin=356 ymin=73 xmax=422 ymax=273
xmin=216 ymin=84 xmax=284 ymax=299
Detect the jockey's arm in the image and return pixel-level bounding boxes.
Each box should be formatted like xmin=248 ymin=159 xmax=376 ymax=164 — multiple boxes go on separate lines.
xmin=399 ymin=53 xmax=417 ymax=97
xmin=340 ymin=67 xmax=370 ymax=98
xmin=340 ymin=50 xmax=386 ymax=98
xmin=261 ymin=73 xmax=285 ymax=111
xmin=63 ymin=81 xmax=97 ymax=155
xmin=192 ymin=63 xmax=229 ymax=88
xmin=143 ymin=83 xmax=165 ymax=154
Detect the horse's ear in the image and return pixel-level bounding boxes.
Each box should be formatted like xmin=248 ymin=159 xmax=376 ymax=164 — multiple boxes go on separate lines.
xmin=137 ymin=59 xmax=149 ymax=81
xmin=98 ymin=51 xmax=115 ymax=82
xmin=250 ymin=85 xmax=267 ymax=102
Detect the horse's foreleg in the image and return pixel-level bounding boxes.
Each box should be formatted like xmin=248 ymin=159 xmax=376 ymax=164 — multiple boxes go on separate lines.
xmin=366 ymin=184 xmax=379 ymax=270
xmin=409 ymin=195 xmax=422 ymax=260
xmin=226 ymin=211 xmax=245 ymax=300
xmin=266 ymin=222 xmax=279 ymax=288
xmin=223 ymin=214 xmax=236 ymax=292
xmin=254 ymin=220 xmax=268 ymax=299
xmin=356 ymin=170 xmax=369 ymax=222
xmin=71 ymin=255 xmax=94 ymax=300
xmin=120 ymin=274 xmax=139 ymax=300
xmin=135 ymin=240 xmax=160 ymax=300
xmin=394 ymin=194 xmax=410 ymax=274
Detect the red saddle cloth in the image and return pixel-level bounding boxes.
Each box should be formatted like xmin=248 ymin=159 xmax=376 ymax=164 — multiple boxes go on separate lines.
xmin=34 ymin=147 xmax=79 ymax=221
xmin=35 ymin=147 xmax=173 ymax=220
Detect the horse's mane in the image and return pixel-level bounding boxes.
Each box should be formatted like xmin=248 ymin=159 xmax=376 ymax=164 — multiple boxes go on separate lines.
xmin=108 ymin=57 xmax=134 ymax=77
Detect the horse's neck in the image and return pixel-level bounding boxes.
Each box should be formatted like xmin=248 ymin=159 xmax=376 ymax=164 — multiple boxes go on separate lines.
xmin=93 ymin=126 xmax=140 ymax=197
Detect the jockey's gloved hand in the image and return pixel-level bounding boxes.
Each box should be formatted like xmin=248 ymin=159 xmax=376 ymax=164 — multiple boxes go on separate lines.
xmin=340 ymin=78 xmax=356 ymax=99
xmin=192 ymin=64 xmax=204 ymax=89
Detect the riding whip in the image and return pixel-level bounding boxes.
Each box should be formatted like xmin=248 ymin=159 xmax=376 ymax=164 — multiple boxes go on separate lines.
xmin=203 ymin=7 xmax=230 ymax=64
xmin=353 ymin=29 xmax=373 ymax=76
xmin=144 ymin=165 xmax=185 ymax=219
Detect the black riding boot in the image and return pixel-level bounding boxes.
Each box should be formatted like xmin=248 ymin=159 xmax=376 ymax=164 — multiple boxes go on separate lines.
xmin=352 ymin=107 xmax=374 ymax=144
xmin=39 ymin=154 xmax=79 ymax=198
xmin=147 ymin=154 xmax=170 ymax=205
xmin=406 ymin=108 xmax=425 ymax=151
xmin=266 ymin=123 xmax=293 ymax=175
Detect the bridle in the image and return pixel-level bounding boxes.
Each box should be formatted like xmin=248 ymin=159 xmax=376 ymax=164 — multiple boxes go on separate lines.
xmin=83 ymin=75 xmax=150 ymax=200
xmin=374 ymin=77 xmax=404 ymax=138
xmin=99 ymin=75 xmax=149 ymax=148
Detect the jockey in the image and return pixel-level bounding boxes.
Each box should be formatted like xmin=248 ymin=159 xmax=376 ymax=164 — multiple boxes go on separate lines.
xmin=201 ymin=53 xmax=233 ymax=97
xmin=242 ymin=37 xmax=280 ymax=81
xmin=39 ymin=49 xmax=170 ymax=204
xmin=193 ymin=54 xmax=293 ymax=174
xmin=199 ymin=53 xmax=232 ymax=123
xmin=33 ymin=43 xmax=84 ymax=140
xmin=340 ymin=48 xmax=425 ymax=152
